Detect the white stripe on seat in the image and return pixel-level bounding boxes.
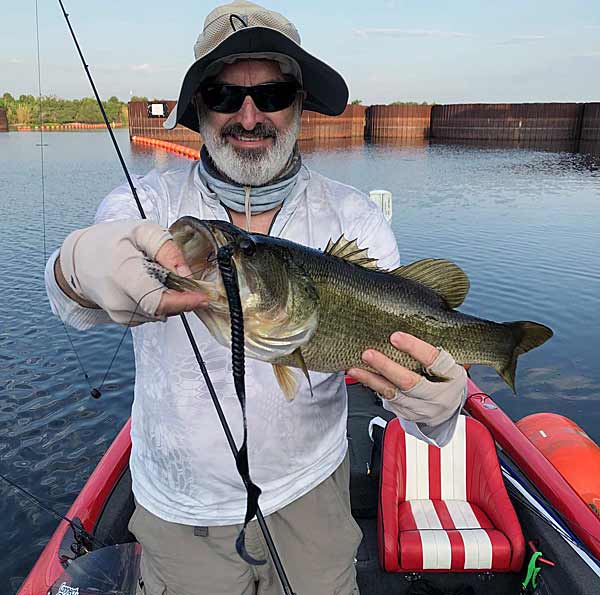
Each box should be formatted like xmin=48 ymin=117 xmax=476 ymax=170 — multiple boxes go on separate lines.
xmin=420 ymin=530 xmax=452 ymax=569
xmin=440 ymin=415 xmax=466 ymax=500
xmin=410 ymin=500 xmax=443 ymax=529
xmin=445 ymin=500 xmax=481 ymax=529
xmin=405 ymin=433 xmax=430 ymax=500
xmin=459 ymin=529 xmax=493 ymax=569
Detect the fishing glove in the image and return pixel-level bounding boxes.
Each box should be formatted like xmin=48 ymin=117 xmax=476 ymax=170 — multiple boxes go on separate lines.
xmin=59 ymin=220 xmax=172 ymax=325
xmin=382 ymin=349 xmax=467 ymax=427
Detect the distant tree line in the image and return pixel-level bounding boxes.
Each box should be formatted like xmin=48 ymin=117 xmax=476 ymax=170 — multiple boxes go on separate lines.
xmin=1 ymin=93 xmax=436 ymax=126
xmin=350 ymin=99 xmax=435 ymax=106
xmin=0 ymin=93 xmax=135 ymax=126
xmin=390 ymin=101 xmax=435 ymax=106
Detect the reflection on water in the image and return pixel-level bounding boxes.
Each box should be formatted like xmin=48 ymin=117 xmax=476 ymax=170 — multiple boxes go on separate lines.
xmin=579 ymin=139 xmax=600 ymax=156
xmin=298 ymin=136 xmax=365 ymax=153
xmin=431 ymin=136 xmax=600 ymax=158
xmin=431 ymin=137 xmax=584 ymax=154
xmin=130 ymin=134 xmax=600 ymax=159
xmin=1 ymin=130 xmax=600 ymax=592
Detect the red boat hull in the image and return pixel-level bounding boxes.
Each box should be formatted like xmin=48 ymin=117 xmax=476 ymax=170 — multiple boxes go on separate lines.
xmin=18 ymin=420 xmax=132 ymax=595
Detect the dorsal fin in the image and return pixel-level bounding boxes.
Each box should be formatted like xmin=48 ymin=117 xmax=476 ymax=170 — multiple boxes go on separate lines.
xmin=388 ymin=258 xmax=470 ymax=308
xmin=325 ymin=235 xmax=379 ymax=270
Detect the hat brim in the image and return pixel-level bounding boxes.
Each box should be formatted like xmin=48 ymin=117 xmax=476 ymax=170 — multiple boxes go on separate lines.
xmin=164 ymin=27 xmax=349 ymax=132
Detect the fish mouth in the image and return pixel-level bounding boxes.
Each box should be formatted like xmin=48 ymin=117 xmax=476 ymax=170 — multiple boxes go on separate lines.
xmin=169 ymin=218 xmax=224 ymax=297
xmin=169 ymin=217 xmax=250 ymax=306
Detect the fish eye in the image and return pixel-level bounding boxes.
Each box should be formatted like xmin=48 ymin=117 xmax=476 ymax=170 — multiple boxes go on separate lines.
xmin=239 ymin=238 xmax=256 ymax=256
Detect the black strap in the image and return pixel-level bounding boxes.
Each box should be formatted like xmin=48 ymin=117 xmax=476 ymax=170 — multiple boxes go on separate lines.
xmin=217 ymin=243 xmax=265 ymax=566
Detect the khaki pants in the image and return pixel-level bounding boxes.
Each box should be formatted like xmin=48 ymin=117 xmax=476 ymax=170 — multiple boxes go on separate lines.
xmin=128 ymin=454 xmax=362 ymax=595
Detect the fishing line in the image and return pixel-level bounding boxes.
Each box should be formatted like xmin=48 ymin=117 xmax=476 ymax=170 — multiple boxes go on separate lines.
xmin=56 ymin=0 xmax=145 ymax=218
xmin=34 ymin=0 xmax=47 ymax=262
xmin=95 ymin=278 xmax=195 ymax=396
xmin=56 ymin=3 xmax=295 ymax=592
xmin=0 ymin=471 xmax=107 ymax=550
xmin=19 ymin=3 xmax=109 ymax=562
xmin=34 ymin=0 xmax=98 ymax=397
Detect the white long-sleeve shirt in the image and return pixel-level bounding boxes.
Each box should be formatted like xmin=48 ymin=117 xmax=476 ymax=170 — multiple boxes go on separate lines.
xmin=45 ymin=162 xmax=459 ymax=526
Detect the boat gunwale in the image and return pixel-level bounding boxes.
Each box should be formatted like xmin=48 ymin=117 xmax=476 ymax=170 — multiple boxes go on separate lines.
xmin=17 ymin=420 xmax=132 ymax=595
xmin=465 ymin=379 xmax=600 ymax=560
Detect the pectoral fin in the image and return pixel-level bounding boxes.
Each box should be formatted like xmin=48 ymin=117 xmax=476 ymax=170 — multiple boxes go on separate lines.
xmin=272 ymin=350 xmax=313 ymax=401
xmin=291 ymin=348 xmax=313 ymax=398
xmin=273 ymin=365 xmax=298 ymax=401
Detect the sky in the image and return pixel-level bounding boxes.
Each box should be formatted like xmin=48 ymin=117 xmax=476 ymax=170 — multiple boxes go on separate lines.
xmin=1 ymin=0 xmax=599 ymax=105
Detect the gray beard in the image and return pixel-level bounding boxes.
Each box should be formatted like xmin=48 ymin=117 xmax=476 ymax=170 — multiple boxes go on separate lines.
xmin=198 ymin=105 xmax=301 ymax=187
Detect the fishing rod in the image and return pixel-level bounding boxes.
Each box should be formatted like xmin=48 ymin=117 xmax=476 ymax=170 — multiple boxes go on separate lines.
xmin=55 ymin=1 xmax=295 ymax=593
xmin=0 ymin=471 xmax=106 ymax=556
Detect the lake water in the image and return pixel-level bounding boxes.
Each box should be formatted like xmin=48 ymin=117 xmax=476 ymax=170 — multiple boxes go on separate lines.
xmin=1 ymin=130 xmax=599 ymax=592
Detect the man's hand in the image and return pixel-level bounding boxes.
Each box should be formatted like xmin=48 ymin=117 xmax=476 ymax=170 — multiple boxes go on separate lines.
xmin=154 ymin=240 xmax=208 ymax=317
xmin=347 ymin=332 xmax=467 ymax=427
xmin=57 ymin=220 xmax=208 ymax=325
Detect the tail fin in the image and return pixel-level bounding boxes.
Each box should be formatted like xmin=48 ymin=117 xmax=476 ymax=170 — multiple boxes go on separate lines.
xmin=497 ymin=321 xmax=553 ymax=393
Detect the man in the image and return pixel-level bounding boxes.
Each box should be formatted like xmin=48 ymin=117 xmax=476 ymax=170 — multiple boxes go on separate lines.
xmin=46 ymin=2 xmax=467 ymax=594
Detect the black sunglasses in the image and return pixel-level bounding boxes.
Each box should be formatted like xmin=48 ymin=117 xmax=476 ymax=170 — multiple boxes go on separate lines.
xmin=199 ymin=81 xmax=301 ymax=114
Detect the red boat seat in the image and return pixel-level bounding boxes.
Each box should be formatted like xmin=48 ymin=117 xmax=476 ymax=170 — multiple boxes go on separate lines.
xmin=378 ymin=415 xmax=525 ymax=573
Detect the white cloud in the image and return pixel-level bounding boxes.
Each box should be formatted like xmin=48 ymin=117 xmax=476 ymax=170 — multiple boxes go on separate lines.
xmin=353 ymin=28 xmax=474 ymax=39
xmin=127 ymin=63 xmax=179 ymax=74
xmin=130 ymin=63 xmax=154 ymax=73
xmin=495 ymin=35 xmax=547 ymax=46
xmin=1 ymin=57 xmax=25 ymax=65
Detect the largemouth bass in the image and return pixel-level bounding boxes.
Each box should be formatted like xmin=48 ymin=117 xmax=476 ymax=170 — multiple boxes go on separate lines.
xmin=156 ymin=217 xmax=552 ymax=398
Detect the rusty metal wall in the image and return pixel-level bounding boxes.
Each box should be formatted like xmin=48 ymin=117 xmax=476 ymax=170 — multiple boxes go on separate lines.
xmin=430 ymin=103 xmax=584 ymax=143
xmin=0 ymin=109 xmax=7 ymax=132
xmin=299 ymin=105 xmax=366 ymax=141
xmin=129 ymin=101 xmax=365 ymax=143
xmin=128 ymin=100 xmax=600 ymax=155
xmin=365 ymin=104 xmax=432 ymax=140
xmin=579 ymin=103 xmax=600 ymax=155
xmin=128 ymin=101 xmax=201 ymax=143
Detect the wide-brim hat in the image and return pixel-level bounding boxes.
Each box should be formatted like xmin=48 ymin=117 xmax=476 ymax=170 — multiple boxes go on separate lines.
xmin=164 ymin=1 xmax=349 ymax=132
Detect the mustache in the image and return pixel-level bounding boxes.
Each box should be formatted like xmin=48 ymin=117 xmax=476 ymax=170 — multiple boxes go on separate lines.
xmin=221 ymin=122 xmax=278 ymax=140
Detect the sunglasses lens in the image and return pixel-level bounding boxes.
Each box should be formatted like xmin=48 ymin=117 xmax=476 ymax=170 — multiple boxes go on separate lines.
xmin=252 ymin=83 xmax=299 ymax=112
xmin=200 ymin=82 xmax=299 ymax=114
xmin=200 ymin=85 xmax=245 ymax=113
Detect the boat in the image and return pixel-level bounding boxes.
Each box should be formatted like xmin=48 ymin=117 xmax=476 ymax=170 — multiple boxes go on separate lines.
xmin=17 ymin=378 xmax=600 ymax=595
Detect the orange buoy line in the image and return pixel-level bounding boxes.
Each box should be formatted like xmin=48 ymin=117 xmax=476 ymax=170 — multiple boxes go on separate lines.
xmin=131 ymin=135 xmax=200 ymax=160
xmin=15 ymin=122 xmax=123 ymax=131
xmin=517 ymin=413 xmax=600 ymax=517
